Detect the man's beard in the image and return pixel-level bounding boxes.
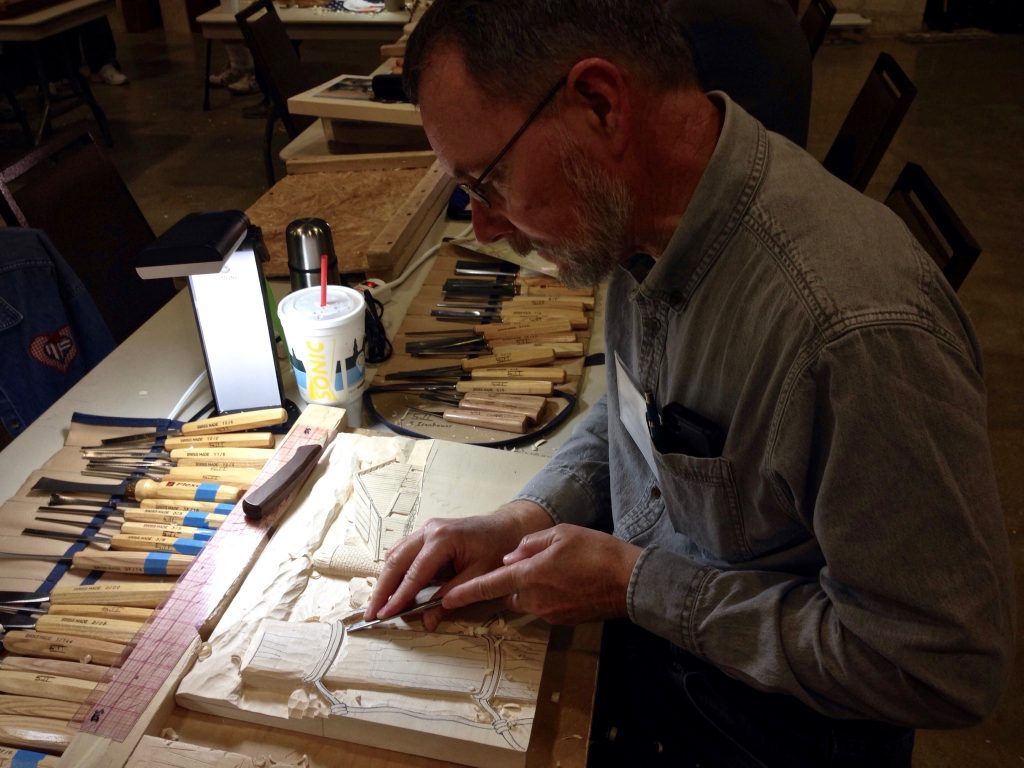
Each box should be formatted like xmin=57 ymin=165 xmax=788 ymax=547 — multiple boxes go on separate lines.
xmin=509 ymin=136 xmax=634 ymax=289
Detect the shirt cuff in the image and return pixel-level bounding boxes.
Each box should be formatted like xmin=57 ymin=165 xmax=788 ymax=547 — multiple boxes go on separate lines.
xmin=514 ymin=465 xmax=604 ymax=527
xmin=626 ymin=545 xmax=711 ymax=653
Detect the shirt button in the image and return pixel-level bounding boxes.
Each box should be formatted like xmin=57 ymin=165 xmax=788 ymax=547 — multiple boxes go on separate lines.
xmin=651 ymin=486 xmax=662 ymax=499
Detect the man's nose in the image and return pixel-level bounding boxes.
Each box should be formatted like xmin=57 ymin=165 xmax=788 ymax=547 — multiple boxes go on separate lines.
xmin=471 ymin=198 xmax=517 ymax=245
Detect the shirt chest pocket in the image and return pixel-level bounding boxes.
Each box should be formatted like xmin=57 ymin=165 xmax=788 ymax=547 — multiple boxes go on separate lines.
xmin=651 ymin=451 xmax=753 ymax=563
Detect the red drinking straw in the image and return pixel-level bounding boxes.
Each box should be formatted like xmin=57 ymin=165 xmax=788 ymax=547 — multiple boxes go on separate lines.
xmin=320 ymin=253 xmax=328 ymax=307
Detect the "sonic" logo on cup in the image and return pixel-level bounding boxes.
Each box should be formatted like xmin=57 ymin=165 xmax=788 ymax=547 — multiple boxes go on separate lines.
xmin=304 ymin=340 xmax=332 ymax=401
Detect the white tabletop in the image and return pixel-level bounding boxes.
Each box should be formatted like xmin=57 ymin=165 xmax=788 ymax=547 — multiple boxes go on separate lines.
xmin=0 ymin=0 xmax=113 ymax=41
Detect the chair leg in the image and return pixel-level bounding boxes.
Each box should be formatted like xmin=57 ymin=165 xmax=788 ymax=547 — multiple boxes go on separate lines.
xmin=202 ymin=39 xmax=212 ymax=112
xmin=2 ymin=85 xmax=32 ymax=146
xmin=264 ymin=111 xmax=278 ymax=187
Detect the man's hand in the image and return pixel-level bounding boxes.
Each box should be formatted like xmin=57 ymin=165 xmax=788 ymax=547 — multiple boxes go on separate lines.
xmin=364 ymin=500 xmax=553 ymax=631
xmin=443 ymin=524 xmax=642 ymax=625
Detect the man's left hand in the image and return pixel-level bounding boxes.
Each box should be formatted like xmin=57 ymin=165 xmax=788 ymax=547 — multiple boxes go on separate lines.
xmin=441 ymin=524 xmax=642 ymax=624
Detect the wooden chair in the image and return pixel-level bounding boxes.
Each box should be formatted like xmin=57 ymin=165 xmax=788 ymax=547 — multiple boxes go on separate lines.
xmin=800 ymin=0 xmax=836 ymax=58
xmin=0 ymin=126 xmax=176 ymax=343
xmin=235 ymin=0 xmax=315 ymax=186
xmin=885 ymin=162 xmax=981 ymax=291
xmin=822 ymin=52 xmax=917 ymax=192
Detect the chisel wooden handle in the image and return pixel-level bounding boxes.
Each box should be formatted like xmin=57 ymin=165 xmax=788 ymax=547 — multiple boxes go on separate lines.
xmin=0 ymin=694 xmax=83 ymax=720
xmin=460 ymin=395 xmax=545 ymax=422
xmin=70 ymin=550 xmax=193 ymax=576
xmin=139 ymin=499 xmax=234 ymax=515
xmin=470 ymin=367 xmax=566 ymax=383
xmin=0 ymin=657 xmax=110 ymax=683
xmin=108 ymin=534 xmax=205 ymax=556
xmin=45 ymin=604 xmax=153 ymax=622
xmin=50 ymin=581 xmax=174 ymax=608
xmin=163 ymin=432 xmax=275 ymax=449
xmin=478 ymin=319 xmax=573 ymax=339
xmin=507 ymin=295 xmax=595 ymax=310
xmin=120 ymin=521 xmax=213 ymax=541
xmin=163 ymin=466 xmax=259 ymax=489
xmin=461 ymin=347 xmax=555 ymax=371
xmin=179 ymin=407 xmax=287 ymax=435
xmin=33 ymin=615 xmax=144 ymax=645
xmin=456 ymin=380 xmax=554 ymax=396
xmin=442 ymin=409 xmax=529 ymax=433
xmin=126 ymin=508 xmax=226 ymax=530
xmin=500 ymin=308 xmax=589 ymax=329
xmin=484 ymin=332 xmax=577 ymax=346
xmin=169 ymin=447 xmax=274 ymax=468
xmin=522 ymin=283 xmax=594 ymax=297
xmin=0 ymin=715 xmax=76 ymax=753
xmin=132 ymin=478 xmax=240 ymax=503
xmin=2 ymin=630 xmax=127 ymax=666
xmin=0 ymin=670 xmax=100 ymax=703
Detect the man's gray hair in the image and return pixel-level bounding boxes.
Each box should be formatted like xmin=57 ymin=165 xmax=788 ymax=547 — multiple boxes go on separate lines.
xmin=402 ymin=0 xmax=698 ymax=106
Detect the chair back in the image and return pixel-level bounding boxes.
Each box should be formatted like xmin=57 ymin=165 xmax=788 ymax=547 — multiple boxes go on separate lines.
xmin=800 ymin=0 xmax=836 ymax=58
xmin=823 ymin=52 xmax=917 ymax=192
xmin=884 ymin=162 xmax=981 ymax=291
xmin=235 ymin=0 xmax=315 ymax=140
xmin=0 ymin=127 xmax=175 ymax=343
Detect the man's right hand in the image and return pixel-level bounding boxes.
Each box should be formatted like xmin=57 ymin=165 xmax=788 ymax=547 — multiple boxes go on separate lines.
xmin=363 ymin=499 xmax=553 ymax=631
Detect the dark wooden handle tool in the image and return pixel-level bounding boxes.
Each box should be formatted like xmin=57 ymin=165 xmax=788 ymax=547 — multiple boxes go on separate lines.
xmin=242 ymin=443 xmax=322 ymax=520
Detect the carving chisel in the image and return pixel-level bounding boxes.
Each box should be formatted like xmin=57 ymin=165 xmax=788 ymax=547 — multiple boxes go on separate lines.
xmin=0 ymin=582 xmax=174 ymax=609
xmin=454 ymin=259 xmax=519 ymax=277
xmin=0 ymin=550 xmax=193 ymax=576
xmin=32 ymin=476 xmax=242 ymax=504
xmin=1 ymin=629 xmax=128 ymax=666
xmin=0 ymin=599 xmax=153 ymax=622
xmin=33 ymin=517 xmax=214 ymax=541
xmin=0 ymin=657 xmax=110 ymax=683
xmin=0 ymin=669 xmax=106 ymax=704
xmin=0 ymin=693 xmax=84 ymax=720
xmin=386 ymin=346 xmax=555 ymax=380
xmin=410 ymin=406 xmax=531 ymax=434
xmin=346 ymin=597 xmax=444 ymax=632
xmin=99 ymin=406 xmax=288 ymax=446
xmin=163 ymin=465 xmax=260 ymax=489
xmin=125 ymin=507 xmax=227 ymax=529
xmin=0 ymin=613 xmax=143 ymax=645
xmin=0 ymin=715 xmax=76 ymax=754
xmin=23 ymin=528 xmax=206 ymax=556
xmin=387 ymin=366 xmax=566 ymax=384
xmin=168 ymin=446 xmax=274 ymax=468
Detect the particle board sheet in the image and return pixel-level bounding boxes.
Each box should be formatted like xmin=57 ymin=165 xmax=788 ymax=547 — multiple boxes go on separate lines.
xmin=367 ymin=244 xmax=597 ymax=446
xmin=244 ymin=160 xmax=451 ymax=281
xmin=175 ymin=432 xmax=553 ymax=768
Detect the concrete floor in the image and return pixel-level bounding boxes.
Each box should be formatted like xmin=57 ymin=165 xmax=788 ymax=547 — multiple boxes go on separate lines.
xmin=0 ymin=18 xmax=1021 ymax=768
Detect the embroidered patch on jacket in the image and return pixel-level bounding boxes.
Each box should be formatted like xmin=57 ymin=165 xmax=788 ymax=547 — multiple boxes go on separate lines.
xmin=29 ymin=325 xmax=78 ymax=373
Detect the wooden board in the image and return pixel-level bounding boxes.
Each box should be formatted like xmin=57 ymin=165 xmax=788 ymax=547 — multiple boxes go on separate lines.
xmin=175 ymin=433 xmax=554 ymax=768
xmin=244 ymin=160 xmax=452 ymax=280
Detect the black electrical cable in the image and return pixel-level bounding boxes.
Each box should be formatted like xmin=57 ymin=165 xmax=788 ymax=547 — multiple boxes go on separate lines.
xmin=362 ymin=290 xmax=393 ymax=364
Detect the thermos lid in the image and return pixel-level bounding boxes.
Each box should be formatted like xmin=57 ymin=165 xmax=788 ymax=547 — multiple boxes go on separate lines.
xmin=286 ymin=218 xmax=337 ymax=270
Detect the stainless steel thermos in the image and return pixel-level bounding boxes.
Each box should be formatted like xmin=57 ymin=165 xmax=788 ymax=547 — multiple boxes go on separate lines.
xmin=286 ymin=218 xmax=341 ymax=291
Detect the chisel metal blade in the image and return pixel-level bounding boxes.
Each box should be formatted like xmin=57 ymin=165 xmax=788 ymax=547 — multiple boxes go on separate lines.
xmin=347 ymin=597 xmax=444 ymax=633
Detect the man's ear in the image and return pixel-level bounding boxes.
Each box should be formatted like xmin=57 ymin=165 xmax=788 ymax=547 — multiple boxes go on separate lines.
xmin=565 ymin=58 xmax=630 ymax=157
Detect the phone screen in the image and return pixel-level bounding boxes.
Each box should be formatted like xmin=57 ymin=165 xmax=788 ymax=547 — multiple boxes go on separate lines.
xmin=188 ymin=244 xmax=283 ymax=414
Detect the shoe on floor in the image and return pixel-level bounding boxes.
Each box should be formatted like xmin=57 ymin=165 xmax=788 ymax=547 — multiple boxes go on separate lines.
xmin=209 ymin=66 xmax=245 ymax=87
xmin=92 ymin=64 xmax=128 ymax=86
xmin=228 ymin=73 xmax=260 ymax=95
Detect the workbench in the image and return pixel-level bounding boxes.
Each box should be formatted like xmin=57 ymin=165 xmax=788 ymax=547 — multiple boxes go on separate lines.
xmin=0 ymin=200 xmax=608 ymax=767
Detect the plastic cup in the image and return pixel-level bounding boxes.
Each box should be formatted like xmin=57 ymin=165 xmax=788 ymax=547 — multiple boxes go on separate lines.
xmin=278 ymin=286 xmax=366 ymax=410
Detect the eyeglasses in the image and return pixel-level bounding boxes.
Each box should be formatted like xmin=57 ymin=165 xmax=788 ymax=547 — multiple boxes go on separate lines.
xmin=457 ymin=76 xmax=567 ymax=208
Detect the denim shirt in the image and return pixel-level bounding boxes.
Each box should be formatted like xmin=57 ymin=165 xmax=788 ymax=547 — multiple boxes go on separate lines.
xmin=0 ymin=229 xmax=115 ymax=438
xmin=517 ymin=94 xmax=1014 ymax=727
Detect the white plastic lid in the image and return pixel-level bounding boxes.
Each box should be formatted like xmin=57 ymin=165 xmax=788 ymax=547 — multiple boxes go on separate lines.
xmin=278 ymin=285 xmax=364 ymax=327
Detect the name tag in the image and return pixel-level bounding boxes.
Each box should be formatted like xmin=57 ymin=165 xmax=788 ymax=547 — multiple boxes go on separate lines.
xmin=615 ymin=353 xmax=658 ymax=478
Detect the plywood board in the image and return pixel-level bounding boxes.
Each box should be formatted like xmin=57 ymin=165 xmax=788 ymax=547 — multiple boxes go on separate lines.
xmin=176 ymin=433 xmax=552 ymax=768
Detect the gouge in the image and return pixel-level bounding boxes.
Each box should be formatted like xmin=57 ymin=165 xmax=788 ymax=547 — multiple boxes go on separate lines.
xmin=163 ymin=431 xmax=276 ymax=449
xmin=99 ymin=406 xmax=288 ymax=446
xmin=32 ymin=477 xmax=241 ymax=504
xmin=169 ymin=446 xmax=274 ymax=468
xmin=0 ymin=550 xmax=193 ymax=576
xmin=0 ymin=715 xmax=76 ymax=753
xmin=0 ymin=614 xmax=144 ymax=645
xmin=0 ymin=582 xmax=174 ymax=609
xmin=23 ymin=528 xmax=206 ymax=556
xmin=125 ymin=507 xmax=227 ymax=529
xmin=1 ymin=630 xmax=128 ymax=666
xmin=346 ymin=597 xmax=444 ymax=632
xmin=0 ymin=657 xmax=110 ymax=684
xmin=0 ymin=601 xmax=152 ymax=622
xmin=0 ymin=670 xmax=104 ymax=703
xmin=0 ymin=694 xmax=84 ymax=720
xmin=33 ymin=517 xmax=212 ymax=541
xmin=163 ymin=466 xmax=260 ymax=489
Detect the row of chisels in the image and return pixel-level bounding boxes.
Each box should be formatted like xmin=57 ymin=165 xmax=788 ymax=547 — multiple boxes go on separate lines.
xmin=381 ymin=257 xmax=595 ymax=434
xmin=0 ymin=408 xmax=288 ymax=759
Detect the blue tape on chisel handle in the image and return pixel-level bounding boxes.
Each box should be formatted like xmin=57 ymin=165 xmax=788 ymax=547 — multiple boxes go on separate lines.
xmin=143 ymin=552 xmax=173 ymax=575
xmin=10 ymin=749 xmax=47 ymax=767
xmin=189 ymin=528 xmax=215 ymax=541
xmin=194 ymin=483 xmax=220 ymax=502
xmin=171 ymin=538 xmax=206 ymax=556
xmin=182 ymin=511 xmax=211 ymax=528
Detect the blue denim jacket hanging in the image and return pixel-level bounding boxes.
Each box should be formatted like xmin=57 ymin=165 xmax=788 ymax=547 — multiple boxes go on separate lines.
xmin=0 ymin=228 xmax=115 ymax=439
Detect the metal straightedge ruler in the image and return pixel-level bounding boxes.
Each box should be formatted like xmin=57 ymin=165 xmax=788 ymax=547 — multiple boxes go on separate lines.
xmin=76 ymin=404 xmax=344 ymax=744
